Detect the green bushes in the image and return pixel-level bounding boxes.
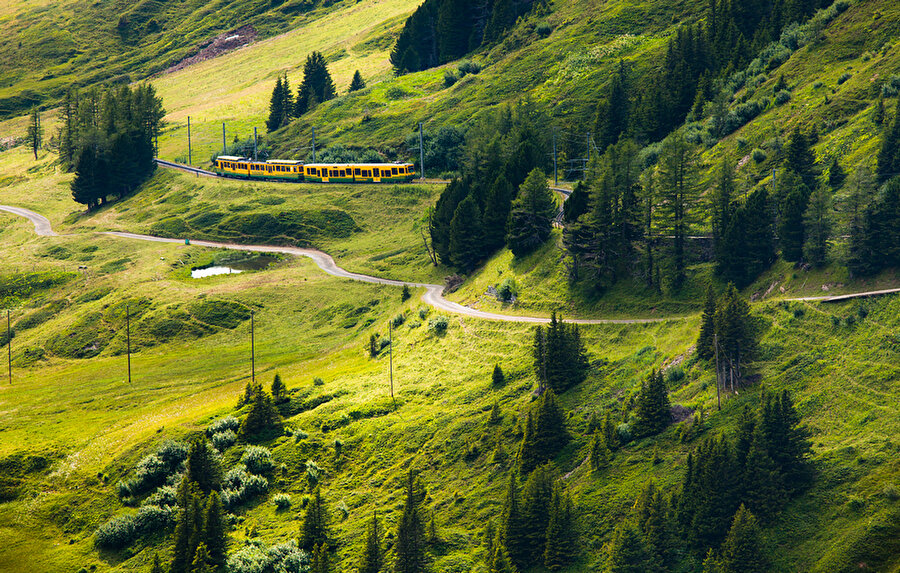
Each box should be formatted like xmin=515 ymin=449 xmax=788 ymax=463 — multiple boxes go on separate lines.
xmin=222 ymin=465 xmax=270 ymax=510
xmin=117 ymin=440 xmax=189 ymax=498
xmin=211 ymin=430 xmax=237 ymax=451
xmin=241 ymin=446 xmax=274 ymax=474
xmin=95 ymin=504 xmax=176 ymax=549
xmin=273 ymin=493 xmax=292 ymax=510
xmin=428 ymin=316 xmax=449 ymax=334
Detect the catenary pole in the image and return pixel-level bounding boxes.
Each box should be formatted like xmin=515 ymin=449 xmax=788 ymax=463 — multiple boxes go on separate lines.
xmin=6 ymin=310 xmax=10 ymax=385
xmin=553 ymin=132 xmax=558 ymax=185
xmin=126 ymin=305 xmax=132 ymax=384
xmin=253 ymin=127 xmax=258 ymax=161
xmin=419 ymin=121 xmax=425 ymax=181
xmin=251 ymin=311 xmax=256 ymax=384
xmin=187 ymin=116 xmax=192 ymax=165
xmin=222 ymin=123 xmax=227 ymax=155
xmin=389 ymin=320 xmax=395 ymax=407
xmin=311 ymin=127 xmax=316 ymax=162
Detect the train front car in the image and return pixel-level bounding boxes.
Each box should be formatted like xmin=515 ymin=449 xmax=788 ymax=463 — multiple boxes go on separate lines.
xmin=264 ymin=159 xmax=304 ymax=181
xmin=212 ymin=155 xmax=251 ymax=178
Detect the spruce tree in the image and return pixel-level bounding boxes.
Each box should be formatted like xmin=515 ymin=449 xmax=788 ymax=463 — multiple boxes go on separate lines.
xmin=520 ymin=464 xmax=554 ymax=566
xmin=271 ymin=373 xmax=287 ymax=404
xmin=171 ymin=482 xmax=201 ymax=573
xmin=185 ymin=440 xmax=222 ymax=494
xmin=395 ymin=470 xmax=427 ymax=573
xmin=359 ymin=511 xmax=383 ymax=573
xmin=239 ymin=385 xmax=280 ymax=439
xmin=719 ymin=505 xmax=769 ymax=573
xmin=785 ymin=127 xmax=817 ymax=190
xmin=803 ymin=184 xmax=832 ymax=267
xmin=492 ymin=364 xmax=505 ymax=387
xmin=518 ymin=390 xmax=569 ymax=474
xmin=483 ymin=174 xmax=515 ymax=251
xmin=777 ymin=172 xmax=809 ymax=262
xmin=877 ymin=98 xmax=900 ymax=183
xmin=543 ymin=485 xmax=576 ymax=570
xmin=656 ymin=132 xmax=697 ymax=291
xmin=741 ymin=428 xmax=786 ymax=523
xmin=500 ymin=472 xmax=528 ymax=569
xmin=589 ymin=431 xmax=611 ymax=472
xmin=507 ymin=168 xmax=557 ymax=257
xmin=827 ymin=156 xmax=846 ymax=189
xmin=714 ymin=283 xmax=755 ymax=387
xmin=595 ymin=60 xmax=630 ymax=151
xmin=202 ymin=491 xmax=227 ymax=568
xmin=191 ymin=543 xmax=212 ymax=573
xmin=633 ymin=370 xmax=671 ymax=437
xmin=697 ymin=284 xmax=717 ymax=360
xmin=301 ymin=487 xmax=330 ymax=551
xmin=349 ymin=70 xmax=366 ymax=92
xmin=449 ymin=194 xmax=485 ymax=272
xmin=712 ymin=157 xmax=735 ymax=263
xmin=606 ymin=522 xmax=651 ymax=573
xmin=634 ymin=482 xmax=671 ymax=570
xmin=312 ymin=543 xmax=330 ymax=573
xmin=295 ymin=52 xmax=337 ymax=116
xmin=26 ymin=107 xmax=42 ymax=160
xmin=266 ymin=76 xmax=285 ymax=132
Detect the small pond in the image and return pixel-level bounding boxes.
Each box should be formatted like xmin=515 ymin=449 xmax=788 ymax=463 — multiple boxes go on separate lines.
xmin=190 ymin=254 xmax=279 ymax=278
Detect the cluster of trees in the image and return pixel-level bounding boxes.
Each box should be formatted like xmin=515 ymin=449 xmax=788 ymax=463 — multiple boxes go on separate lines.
xmin=266 ymin=53 xmax=342 ymax=132
xmin=428 ymin=104 xmax=551 ymax=272
xmin=169 ymin=442 xmax=228 ymax=573
xmin=606 ymin=391 xmax=811 ymax=571
xmin=236 ymin=378 xmax=282 ymax=439
xmin=517 ymin=389 xmax=569 ymax=474
xmin=532 ymin=312 xmax=589 ymax=394
xmin=60 ymin=85 xmax=164 ymax=211
xmin=390 ymin=0 xmax=546 ymax=74
xmin=697 ymin=284 xmax=757 ymax=388
xmin=493 ymin=465 xmax=577 ymax=571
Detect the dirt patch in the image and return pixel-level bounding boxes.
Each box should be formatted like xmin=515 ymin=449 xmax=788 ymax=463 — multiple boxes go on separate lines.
xmin=162 ymin=25 xmax=258 ymax=75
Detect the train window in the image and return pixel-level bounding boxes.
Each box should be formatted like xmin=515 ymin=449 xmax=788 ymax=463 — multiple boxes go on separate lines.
xmin=340 ymin=170 xmax=346 ymax=177
xmin=354 ymin=168 xmax=361 ymax=176
xmin=392 ymin=168 xmax=398 ymax=175
xmin=373 ymin=169 xmax=379 ymax=177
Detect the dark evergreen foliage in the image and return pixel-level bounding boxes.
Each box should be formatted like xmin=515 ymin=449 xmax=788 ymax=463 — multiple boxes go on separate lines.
xmin=301 ymin=487 xmax=330 ymax=551
xmin=294 ymin=52 xmax=336 ymax=116
xmin=697 ymin=285 xmax=717 ymax=360
xmin=633 ymin=370 xmax=671 ymax=438
xmin=606 ymin=522 xmax=651 ymax=573
xmin=348 ymin=70 xmax=366 ymax=92
xmin=849 ymin=176 xmax=900 ymax=276
xmin=239 ymin=383 xmax=281 ymax=439
xmin=394 ymin=470 xmax=428 ymax=573
xmin=716 ymin=187 xmax=775 ymax=288
xmin=532 ymin=313 xmax=589 ymax=394
xmin=877 ymin=98 xmax=900 ymax=183
xmin=492 ymin=364 xmax=505 ymax=387
xmin=184 ymin=440 xmax=222 ymax=494
xmin=719 ymin=505 xmax=769 ymax=573
xmin=784 ymin=128 xmax=818 ymax=190
xmin=26 ymin=107 xmax=42 ymax=160
xmin=266 ymin=74 xmax=293 ymax=132
xmin=506 ymin=168 xmax=557 ymax=257
xmin=271 ymin=373 xmax=287 ymax=404
xmin=449 ymin=195 xmax=485 ymax=272
xmin=517 ymin=390 xmax=568 ymax=474
xmin=500 ymin=472 xmax=528 ymax=568
xmin=542 ymin=484 xmax=576 ymax=570
xmin=713 ymin=284 xmax=756 ymax=388
xmin=776 ymin=170 xmax=811 ymax=262
xmin=359 ymin=511 xmax=383 ymax=573
xmin=202 ymin=491 xmax=227 ymax=567
xmin=562 ymin=181 xmax=589 ymax=224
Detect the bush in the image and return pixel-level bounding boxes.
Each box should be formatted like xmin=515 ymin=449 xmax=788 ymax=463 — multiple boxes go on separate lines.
xmin=813 ymin=80 xmax=824 ymax=89
xmin=443 ymin=70 xmax=458 ymax=87
xmin=616 ymin=423 xmax=632 ymax=444
xmin=222 ymin=466 xmax=269 ymax=509
xmin=751 ymin=148 xmax=767 ymax=163
xmin=207 ymin=416 xmax=240 ymax=436
xmin=837 ymin=72 xmax=851 ymax=85
xmin=457 ymin=60 xmax=481 ymax=76
xmin=305 ymin=460 xmax=321 ymax=486
xmin=313 ymin=377 xmax=325 ymax=387
xmin=418 ymin=307 xmax=429 ymax=320
xmin=212 ymin=430 xmax=237 ymax=451
xmin=241 ymin=446 xmax=274 ymax=474
xmin=391 ymin=313 xmax=406 ymax=327
xmin=227 ymin=539 xmax=309 ymax=573
xmin=774 ymin=89 xmax=791 ymax=105
xmin=273 ymin=493 xmax=292 ymax=510
xmin=294 ymin=430 xmax=309 ymax=442
xmin=142 ymin=485 xmax=178 ymax=507
xmin=666 ymin=366 xmax=685 ymax=385
xmin=536 ymin=22 xmax=552 ymax=37
xmin=117 ymin=440 xmax=188 ymax=497
xmin=496 ymin=278 xmax=518 ymax=302
xmin=429 ymin=316 xmax=449 ymax=334
xmin=94 ymin=505 xmax=175 ymax=549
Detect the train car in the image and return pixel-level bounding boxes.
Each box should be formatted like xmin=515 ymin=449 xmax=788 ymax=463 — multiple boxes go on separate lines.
xmin=211 ymin=156 xmax=304 ymax=181
xmin=303 ymin=163 xmax=416 ymax=183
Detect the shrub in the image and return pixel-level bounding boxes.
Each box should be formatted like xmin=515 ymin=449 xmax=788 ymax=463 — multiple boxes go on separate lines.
xmin=222 ymin=466 xmax=269 ymax=509
xmin=813 ymin=81 xmax=824 ymax=89
xmin=837 ymin=72 xmax=851 ymax=85
xmin=212 ymin=430 xmax=237 ymax=451
xmin=418 ymin=307 xmax=429 ymax=320
xmin=666 ymin=366 xmax=685 ymax=385
xmin=736 ymin=137 xmax=749 ymax=149
xmin=336 ymin=499 xmax=349 ymax=519
xmin=313 ymin=377 xmax=325 ymax=387
xmin=882 ymin=75 xmax=900 ymax=97
xmin=429 ymin=316 xmax=449 ymax=334
xmin=443 ymin=70 xmax=458 ymax=87
xmin=227 ymin=539 xmax=309 ymax=573
xmin=751 ymin=148 xmax=767 ymax=163
xmin=496 ymin=278 xmax=518 ymax=302
xmin=391 ymin=313 xmax=406 ymax=327
xmin=305 ymin=460 xmax=321 ymax=486
xmin=294 ymin=430 xmax=309 ymax=442
xmin=142 ymin=485 xmax=177 ymax=507
xmin=457 ymin=60 xmax=481 ymax=76
xmin=616 ymin=423 xmax=632 ymax=444
xmin=273 ymin=493 xmax=292 ymax=510
xmin=333 ymin=439 xmax=343 ymax=456
xmin=536 ymin=22 xmax=552 ymax=37
xmin=774 ymin=89 xmax=791 ymax=105
xmin=117 ymin=440 xmax=188 ymax=497
xmin=241 ymin=446 xmax=274 ymax=474
xmin=94 ymin=505 xmax=175 ymax=549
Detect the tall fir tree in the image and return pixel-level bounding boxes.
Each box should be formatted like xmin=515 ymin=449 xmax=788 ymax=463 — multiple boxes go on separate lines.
xmin=712 ymin=157 xmax=735 ymax=263
xmin=518 ymin=390 xmax=569 ymax=474
xmin=520 ymin=464 xmax=554 ymax=566
xmin=589 ymin=430 xmax=611 ymax=472
xmin=449 ymin=194 xmax=485 ymax=272
xmin=295 ymin=52 xmax=337 ymax=116
xmin=595 ymin=60 xmax=630 ymax=151
xmin=507 ymin=168 xmax=557 ymax=257
xmin=500 ymin=472 xmax=528 ymax=569
xmin=877 ymin=98 xmax=900 ymax=183
xmin=395 ymin=470 xmax=427 ymax=573
xmin=185 ymin=440 xmax=222 ymax=494
xmin=26 ymin=107 xmax=42 ymax=160
xmin=633 ymin=370 xmax=671 ymax=437
xmin=777 ymin=170 xmax=810 ymax=262
xmin=802 ymin=183 xmax=832 ymax=266
xmin=784 ymin=127 xmax=817 ymax=190
xmin=483 ymin=174 xmax=515 ymax=251
xmin=349 ymin=70 xmax=366 ymax=92
xmin=301 ymin=487 xmax=330 ymax=551
xmin=266 ymin=76 xmax=285 ymax=132
xmin=202 ymin=491 xmax=227 ymax=568
xmin=606 ymin=522 xmax=651 ymax=573
xmin=360 ymin=510 xmax=383 ymax=573
xmin=656 ymin=132 xmax=697 ymax=291
xmin=543 ymin=484 xmax=576 ymax=570
xmin=719 ymin=505 xmax=769 ymax=573
xmin=697 ymin=284 xmax=717 ymax=360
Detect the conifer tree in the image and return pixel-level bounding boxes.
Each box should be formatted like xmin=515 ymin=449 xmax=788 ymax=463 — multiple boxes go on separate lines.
xmin=595 ymin=61 xmax=630 ymax=151
xmin=877 ymin=98 xmax=900 ymax=183
xmin=656 ymin=133 xmax=697 ymax=291
xmin=777 ymin=172 xmax=810 ymax=262
xmin=271 ymin=373 xmax=287 ymax=404
xmin=429 ymin=178 xmax=471 ymax=264
xmin=349 ymin=70 xmax=366 ymax=92
xmin=520 ymin=464 xmax=554 ymax=566
xmin=295 ymin=52 xmax=337 ymax=116
xmin=359 ymin=510 xmax=383 ymax=573
xmin=449 ymin=194 xmax=485 ymax=272
xmin=543 ymin=485 xmax=576 ymax=570
xmin=740 ymin=428 xmax=786 ymax=523
xmin=483 ymin=174 xmax=515 ymax=251
xmin=785 ymin=127 xmax=817 ymax=190
xmin=606 ymin=522 xmax=651 ymax=573
xmin=488 ymin=535 xmax=516 ymax=573
xmin=827 ymin=156 xmax=846 ymax=189
xmin=500 ymin=472 xmax=528 ymax=569
xmin=202 ymin=491 xmax=227 ymax=568
xmin=712 ymin=157 xmax=735 ymax=262
xmin=759 ymin=391 xmax=812 ymax=493
xmin=803 ymin=184 xmax=832 ymax=267
xmin=719 ymin=505 xmax=769 ymax=573
xmin=507 ymin=168 xmax=557 ymax=257
xmin=266 ymin=76 xmax=285 ymax=132
xmin=312 ymin=543 xmax=330 ymax=573
xmin=185 ymin=440 xmax=222 ymax=494
xmin=518 ymin=390 xmax=569 ymax=474
xmin=395 ymin=470 xmax=427 ymax=573
xmin=634 ymin=370 xmax=671 ymax=437
xmin=633 ymin=482 xmax=671 ymax=570
xmin=589 ymin=431 xmax=611 ymax=472
xmin=492 ymin=364 xmax=505 ymax=387
xmin=714 ymin=284 xmax=755 ymax=387
xmin=171 ymin=482 xmax=202 ymax=573
xmin=239 ymin=385 xmax=280 ymax=439
xmin=488 ymin=400 xmax=502 ymax=425
xmin=26 ymin=107 xmax=42 ymax=160
xmin=301 ymin=487 xmax=330 ymax=551
xmin=191 ymin=543 xmax=212 ymax=573
xmin=697 ymin=284 xmax=717 ymax=360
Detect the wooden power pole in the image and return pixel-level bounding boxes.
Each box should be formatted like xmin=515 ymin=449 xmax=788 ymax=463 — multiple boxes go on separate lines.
xmin=250 ymin=311 xmax=256 ymax=384
xmin=6 ymin=310 xmax=10 ymax=385
xmin=126 ymin=305 xmax=132 ymax=384
xmin=389 ymin=320 xmax=395 ymax=407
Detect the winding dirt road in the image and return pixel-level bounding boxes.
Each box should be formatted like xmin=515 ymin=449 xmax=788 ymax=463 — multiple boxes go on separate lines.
xmin=3 ymin=205 xmax=900 ymax=324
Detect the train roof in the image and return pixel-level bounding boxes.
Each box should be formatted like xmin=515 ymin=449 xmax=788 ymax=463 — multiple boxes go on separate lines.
xmin=266 ymin=159 xmax=303 ymax=165
xmin=304 ymin=162 xmax=413 ymax=167
xmin=216 ymin=155 xmax=246 ymax=161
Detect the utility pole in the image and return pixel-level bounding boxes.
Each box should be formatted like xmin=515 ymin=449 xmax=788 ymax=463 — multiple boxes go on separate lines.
xmin=714 ymin=333 xmax=721 ymax=411
xmin=389 ymin=320 xmax=395 ymax=407
xmin=222 ymin=122 xmax=227 ymax=155
xmin=419 ymin=121 xmax=425 ymax=181
xmin=187 ymin=116 xmax=192 ymax=166
xmin=553 ymin=132 xmax=558 ymax=185
xmin=250 ymin=311 xmax=256 ymax=384
xmin=6 ymin=310 xmax=10 ymax=385
xmin=126 ymin=305 xmax=132 ymax=384
xmin=253 ymin=127 xmax=258 ymax=161
xmin=311 ymin=126 xmax=316 ymax=162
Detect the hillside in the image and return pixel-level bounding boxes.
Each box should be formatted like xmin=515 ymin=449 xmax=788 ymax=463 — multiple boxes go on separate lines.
xmin=2 ymin=0 xmax=900 ymax=571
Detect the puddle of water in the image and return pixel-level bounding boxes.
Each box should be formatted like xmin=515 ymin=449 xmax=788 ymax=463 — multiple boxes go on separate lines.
xmin=191 ymin=266 xmax=243 ymax=278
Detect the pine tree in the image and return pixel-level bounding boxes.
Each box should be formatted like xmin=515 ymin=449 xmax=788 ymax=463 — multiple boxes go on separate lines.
xmin=719 ymin=505 xmax=769 ymax=573
xmin=633 ymin=482 xmax=671 ymax=570
xmin=295 ymin=52 xmax=337 ymax=116
xmin=520 ymin=464 xmax=554 ymax=566
xmin=266 ymin=76 xmax=285 ymax=132
xmin=449 ymin=194 xmax=485 ymax=272
xmin=492 ymin=364 xmax=505 ymax=387
xmin=543 ymin=485 xmax=576 ymax=570
xmin=740 ymin=428 xmax=786 ymax=523
xmin=712 ymin=157 xmax=735 ymax=263
xmin=312 ymin=543 xmax=330 ymax=573
xmin=271 ymin=373 xmax=287 ymax=404
xmin=827 ymin=156 xmax=846 ymax=189
xmin=185 ymin=440 xmax=222 ymax=494
xmin=26 ymin=107 xmax=42 ymax=160
xmin=202 ymin=491 xmax=227 ymax=568
xmin=500 ymin=472 xmax=528 ymax=569
xmin=606 ymin=522 xmax=651 ymax=573
xmin=430 ymin=178 xmax=471 ymax=265
xmin=71 ymin=142 xmax=106 ymax=211
xmin=301 ymin=487 xmax=330 ymax=551
xmin=777 ymin=171 xmax=810 ymax=262
xmin=589 ymin=431 xmax=611 ymax=472
xmin=714 ymin=283 xmax=756 ymax=387
xmin=483 ymin=174 xmax=515 ymax=251
xmin=191 ymin=543 xmax=212 ymax=573
xmin=488 ymin=400 xmax=502 ymax=425
xmin=596 ymin=60 xmax=630 ymax=151
xmin=507 ymin=168 xmax=557 ymax=257
xmin=697 ymin=284 xmax=717 ymax=360
xmin=239 ymin=385 xmax=280 ymax=439
xmin=877 ymin=98 xmax=900 ymax=183
xmin=171 ymin=482 xmax=202 ymax=573
xmin=803 ymin=184 xmax=832 ymax=267
xmin=349 ymin=70 xmax=366 ymax=92
xmin=518 ymin=390 xmax=569 ymax=474
xmin=656 ymin=132 xmax=697 ymax=291
xmin=785 ymin=127 xmax=817 ymax=190
xmin=633 ymin=370 xmax=671 ymax=437
xmin=395 ymin=470 xmax=427 ymax=573
xmin=359 ymin=511 xmax=383 ymax=573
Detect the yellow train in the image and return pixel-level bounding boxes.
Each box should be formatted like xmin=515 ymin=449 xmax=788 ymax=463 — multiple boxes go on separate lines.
xmin=211 ymin=156 xmax=417 ymax=183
